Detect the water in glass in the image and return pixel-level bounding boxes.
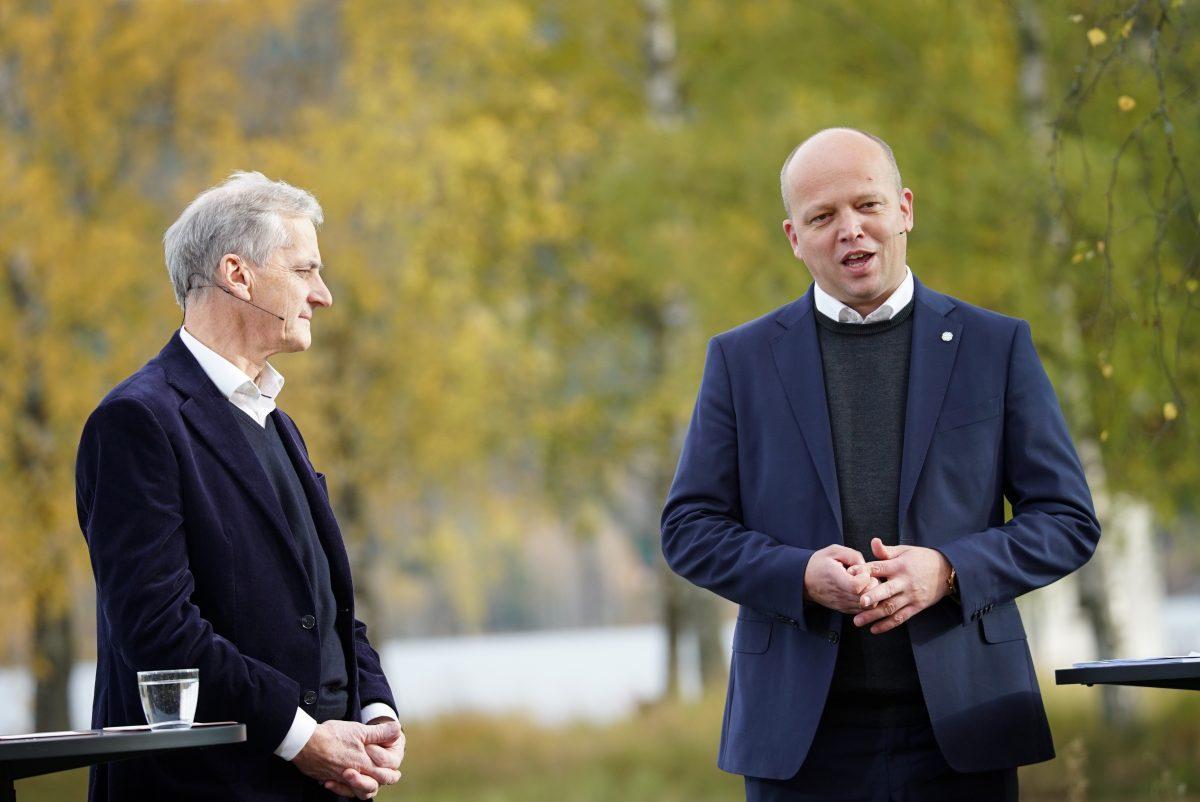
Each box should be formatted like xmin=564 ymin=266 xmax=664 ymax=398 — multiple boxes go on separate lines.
xmin=137 ymin=669 xmax=199 ymax=730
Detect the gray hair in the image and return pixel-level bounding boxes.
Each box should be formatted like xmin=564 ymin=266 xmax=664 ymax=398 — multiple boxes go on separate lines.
xmin=163 ymin=171 xmax=324 ymax=308
xmin=779 ymin=128 xmax=903 ymax=217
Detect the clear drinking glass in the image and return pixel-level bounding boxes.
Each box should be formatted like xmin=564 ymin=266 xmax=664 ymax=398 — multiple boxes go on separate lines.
xmin=137 ymin=669 xmax=199 ymax=730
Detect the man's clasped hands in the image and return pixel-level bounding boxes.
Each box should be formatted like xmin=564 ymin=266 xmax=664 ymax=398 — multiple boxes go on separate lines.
xmin=803 ymin=538 xmax=955 ymax=633
xmin=293 ymin=716 xmax=406 ymax=800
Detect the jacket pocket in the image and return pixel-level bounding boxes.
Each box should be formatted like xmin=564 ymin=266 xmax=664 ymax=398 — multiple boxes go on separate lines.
xmin=980 ymin=602 xmax=1027 ymax=643
xmin=937 ymin=395 xmax=1001 ymax=433
xmin=732 ymin=618 xmax=772 ymax=654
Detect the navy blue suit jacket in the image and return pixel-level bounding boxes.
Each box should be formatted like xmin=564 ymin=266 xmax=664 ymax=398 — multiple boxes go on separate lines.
xmin=661 ymin=278 xmax=1099 ymax=779
xmin=76 ymin=333 xmax=396 ymax=801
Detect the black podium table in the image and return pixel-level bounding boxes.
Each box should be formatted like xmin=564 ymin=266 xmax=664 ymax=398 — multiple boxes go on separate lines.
xmin=1055 ymin=659 xmax=1200 ymax=691
xmin=0 ymin=723 xmax=245 ymax=802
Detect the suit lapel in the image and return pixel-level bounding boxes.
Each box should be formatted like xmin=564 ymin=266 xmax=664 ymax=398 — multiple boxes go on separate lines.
xmin=898 ymin=281 xmax=961 ymax=537
xmin=770 ymin=291 xmax=844 ymax=536
xmin=160 ymin=333 xmax=310 ymax=581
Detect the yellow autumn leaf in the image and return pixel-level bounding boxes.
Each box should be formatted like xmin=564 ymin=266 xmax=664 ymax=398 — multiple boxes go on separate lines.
xmin=1117 ymin=95 xmax=1136 ymax=111
xmin=1087 ymin=27 xmax=1107 ymax=46
xmin=1096 ymin=240 xmax=1106 ymax=252
xmin=1100 ymin=364 xmax=1114 ymax=379
xmin=1121 ymin=19 xmax=1134 ymax=38
xmin=1163 ymin=402 xmax=1179 ymax=421
xmin=1071 ymin=253 xmax=1084 ymax=264
xmin=1099 ymin=430 xmax=1109 ymax=442
xmin=1186 ymin=279 xmax=1199 ymax=293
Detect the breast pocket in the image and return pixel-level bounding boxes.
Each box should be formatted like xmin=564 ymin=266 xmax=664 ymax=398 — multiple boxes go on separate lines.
xmin=918 ymin=396 xmax=1003 ymax=531
xmin=937 ymin=395 xmax=1001 ymax=432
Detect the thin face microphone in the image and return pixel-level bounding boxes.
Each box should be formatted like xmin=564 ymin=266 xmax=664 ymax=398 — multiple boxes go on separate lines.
xmin=196 ymin=284 xmax=287 ymax=321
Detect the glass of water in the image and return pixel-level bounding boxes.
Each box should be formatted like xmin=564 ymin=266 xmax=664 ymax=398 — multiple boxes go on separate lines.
xmin=137 ymin=669 xmax=199 ymax=730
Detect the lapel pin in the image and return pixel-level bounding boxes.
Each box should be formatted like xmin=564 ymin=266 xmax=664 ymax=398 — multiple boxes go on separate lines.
xmin=941 ymin=331 xmax=954 ymax=342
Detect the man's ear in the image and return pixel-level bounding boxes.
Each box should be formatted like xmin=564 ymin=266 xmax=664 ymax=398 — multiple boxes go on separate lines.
xmin=218 ymin=254 xmax=252 ymax=298
xmin=782 ymin=219 xmax=804 ymax=260
xmin=899 ymin=187 xmax=914 ymax=233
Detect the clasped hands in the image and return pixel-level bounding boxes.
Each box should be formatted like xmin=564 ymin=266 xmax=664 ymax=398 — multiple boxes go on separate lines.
xmin=803 ymin=538 xmax=953 ymax=634
xmin=294 ymin=717 xmax=406 ymax=800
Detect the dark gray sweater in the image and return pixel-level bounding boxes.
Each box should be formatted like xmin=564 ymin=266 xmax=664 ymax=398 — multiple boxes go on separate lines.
xmin=815 ymin=300 xmax=925 ymax=725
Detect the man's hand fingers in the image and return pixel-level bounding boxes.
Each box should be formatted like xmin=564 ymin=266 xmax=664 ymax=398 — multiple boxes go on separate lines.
xmin=860 ymin=577 xmax=905 ymax=609
xmin=870 ymin=537 xmax=913 ymax=561
xmin=356 ymin=761 xmax=402 ymax=786
xmin=860 ymin=559 xmax=900 ymax=580
xmin=827 ymin=546 xmax=864 ymax=567
xmin=870 ymin=603 xmax=918 ymax=634
xmin=340 ymin=768 xmax=380 ymax=799
xmin=366 ymin=742 xmax=403 ymax=770
xmin=362 ymin=721 xmax=402 ymax=745
xmin=851 ymin=573 xmax=880 ymax=595
xmin=853 ymin=594 xmax=911 ymax=627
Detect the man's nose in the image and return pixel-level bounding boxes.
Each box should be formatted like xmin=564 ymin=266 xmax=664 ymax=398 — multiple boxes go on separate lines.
xmin=839 ymin=214 xmax=865 ymax=242
xmin=311 ymin=274 xmax=333 ymax=308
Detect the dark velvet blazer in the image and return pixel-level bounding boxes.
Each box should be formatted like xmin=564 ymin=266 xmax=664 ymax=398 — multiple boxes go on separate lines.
xmin=76 ymin=332 xmax=396 ymax=801
xmin=661 ymin=278 xmax=1100 ymax=779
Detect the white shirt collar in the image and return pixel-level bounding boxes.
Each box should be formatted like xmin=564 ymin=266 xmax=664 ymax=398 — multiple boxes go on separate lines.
xmin=179 ymin=326 xmax=284 ymax=425
xmin=813 ymin=267 xmax=914 ymax=324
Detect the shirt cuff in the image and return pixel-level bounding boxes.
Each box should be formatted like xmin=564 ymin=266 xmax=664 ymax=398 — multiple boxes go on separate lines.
xmin=360 ymin=702 xmax=399 ymax=725
xmin=274 ymin=708 xmax=318 ymax=761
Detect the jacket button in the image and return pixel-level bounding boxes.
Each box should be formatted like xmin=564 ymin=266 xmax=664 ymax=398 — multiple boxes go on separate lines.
xmin=300 ymin=614 xmax=316 ymax=630
xmin=827 ymin=631 xmax=840 ymax=644
xmin=302 ymin=690 xmax=318 ymax=706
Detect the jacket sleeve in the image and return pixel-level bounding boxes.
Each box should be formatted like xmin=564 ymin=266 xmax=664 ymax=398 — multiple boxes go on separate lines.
xmin=76 ymin=396 xmax=300 ymax=752
xmin=936 ymin=320 xmax=1101 ymax=625
xmin=661 ymin=337 xmax=816 ymax=629
xmin=353 ymin=619 xmax=397 ymax=714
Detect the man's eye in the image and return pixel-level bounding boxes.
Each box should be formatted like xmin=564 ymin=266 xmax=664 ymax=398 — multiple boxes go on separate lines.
xmin=810 ymin=214 xmax=830 ymax=224
xmin=861 ymin=202 xmax=880 ymax=209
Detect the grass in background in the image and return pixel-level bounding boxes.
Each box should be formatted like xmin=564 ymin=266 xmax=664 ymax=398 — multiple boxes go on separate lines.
xmin=16 ymin=686 xmax=1200 ymax=800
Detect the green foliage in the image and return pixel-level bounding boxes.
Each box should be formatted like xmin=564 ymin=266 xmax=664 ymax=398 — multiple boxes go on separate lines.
xmin=1048 ymin=0 xmax=1200 ymax=516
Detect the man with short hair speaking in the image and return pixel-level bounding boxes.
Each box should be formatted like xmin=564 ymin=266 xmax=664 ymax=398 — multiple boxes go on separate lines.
xmin=77 ymin=172 xmax=404 ymax=801
xmin=661 ymin=129 xmax=1100 ymax=801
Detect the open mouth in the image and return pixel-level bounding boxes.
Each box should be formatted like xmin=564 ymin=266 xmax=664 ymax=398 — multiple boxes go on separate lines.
xmin=841 ymin=250 xmax=875 ymax=269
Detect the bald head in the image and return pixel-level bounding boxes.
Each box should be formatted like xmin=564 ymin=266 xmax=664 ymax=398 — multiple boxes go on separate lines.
xmin=780 ymin=128 xmax=903 ymax=217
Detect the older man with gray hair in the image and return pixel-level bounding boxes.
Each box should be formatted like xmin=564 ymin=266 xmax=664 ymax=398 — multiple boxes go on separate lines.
xmin=77 ymin=171 xmax=404 ymax=801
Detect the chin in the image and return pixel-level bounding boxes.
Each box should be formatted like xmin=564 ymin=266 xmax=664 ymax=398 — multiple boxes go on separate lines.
xmin=280 ymin=334 xmax=312 ymax=353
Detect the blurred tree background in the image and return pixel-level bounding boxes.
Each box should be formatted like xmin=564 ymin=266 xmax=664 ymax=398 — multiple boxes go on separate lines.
xmin=2 ymin=0 xmax=1199 ymax=797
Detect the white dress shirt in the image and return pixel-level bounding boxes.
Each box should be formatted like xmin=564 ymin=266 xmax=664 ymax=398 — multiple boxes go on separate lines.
xmin=813 ymin=267 xmax=914 ymax=324
xmin=178 ymin=327 xmax=399 ymax=760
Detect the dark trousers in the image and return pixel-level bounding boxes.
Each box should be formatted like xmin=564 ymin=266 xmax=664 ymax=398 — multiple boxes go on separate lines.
xmin=744 ymin=711 xmax=1018 ymax=802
